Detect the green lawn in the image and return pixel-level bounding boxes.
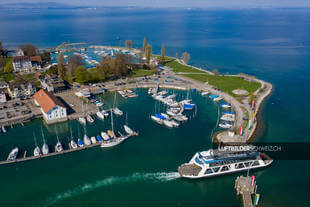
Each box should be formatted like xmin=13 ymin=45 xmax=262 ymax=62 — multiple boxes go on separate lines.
xmin=164 ymin=60 xmax=261 ymax=96
xmin=131 ymin=69 xmax=154 ymax=77
xmin=164 ymin=60 xmax=202 ymax=73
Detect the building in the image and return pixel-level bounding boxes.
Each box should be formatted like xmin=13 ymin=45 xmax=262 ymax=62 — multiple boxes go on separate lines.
xmin=30 ymin=56 xmax=43 ymax=70
xmin=0 ymin=81 xmax=9 ymax=89
xmin=39 ymin=74 xmax=66 ymax=92
xmin=33 ymin=89 xmax=67 ymax=123
xmin=12 ymin=56 xmax=32 ymax=72
xmin=16 ymin=49 xmax=24 ymax=56
xmin=8 ymin=82 xmax=36 ymax=99
xmin=0 ymin=92 xmax=7 ymax=103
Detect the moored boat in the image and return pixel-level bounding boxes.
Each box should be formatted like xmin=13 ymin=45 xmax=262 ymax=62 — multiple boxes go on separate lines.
xmin=91 ymin=136 xmax=97 ymax=144
xmin=70 ymin=140 xmax=78 ymax=149
xmin=55 ymin=141 xmax=63 ymax=152
xmin=96 ymin=111 xmax=105 ymax=120
xmin=113 ymin=107 xmax=123 ymax=116
xmin=78 ymin=117 xmax=86 ymax=125
xmin=219 ymin=122 xmax=232 ymax=129
xmin=86 ymin=115 xmax=94 ymax=123
xmin=178 ymin=147 xmax=273 ymax=179
xmin=33 ymin=146 xmax=41 ymax=156
xmin=124 ymin=125 xmax=134 ymax=135
xmin=101 ymin=132 xmax=110 ymax=141
xmin=83 ymin=134 xmax=91 ymax=146
xmin=7 ymin=148 xmax=19 ymax=160
xmin=77 ymin=138 xmax=84 ymax=147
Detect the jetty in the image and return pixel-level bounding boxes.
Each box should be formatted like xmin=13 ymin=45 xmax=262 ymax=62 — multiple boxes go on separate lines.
xmin=0 ymin=132 xmax=138 ymax=166
xmin=235 ymin=176 xmax=258 ymax=207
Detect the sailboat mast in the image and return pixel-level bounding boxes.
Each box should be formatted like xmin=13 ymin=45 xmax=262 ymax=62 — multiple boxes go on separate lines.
xmin=111 ymin=108 xmax=114 ymax=132
xmin=41 ymin=125 xmax=45 ymax=143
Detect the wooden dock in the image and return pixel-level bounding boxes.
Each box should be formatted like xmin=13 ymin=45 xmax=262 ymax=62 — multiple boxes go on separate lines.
xmin=235 ymin=176 xmax=257 ymax=207
xmin=0 ymin=132 xmax=138 ymax=166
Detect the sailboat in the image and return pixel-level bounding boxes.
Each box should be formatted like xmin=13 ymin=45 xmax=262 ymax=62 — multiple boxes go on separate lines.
xmin=55 ymin=130 xmax=63 ymax=152
xmin=83 ymin=127 xmax=91 ymax=146
xmin=96 ymin=110 xmax=104 ymax=120
xmin=86 ymin=114 xmax=94 ymax=123
xmin=112 ymin=92 xmax=123 ymax=115
xmin=69 ymin=128 xmax=78 ymax=149
xmin=7 ymin=148 xmax=19 ymax=160
xmin=33 ymin=133 xmax=41 ymax=156
xmin=90 ymin=136 xmax=97 ymax=144
xmin=41 ymin=126 xmax=49 ymax=155
xmin=101 ymin=131 xmax=110 ymax=141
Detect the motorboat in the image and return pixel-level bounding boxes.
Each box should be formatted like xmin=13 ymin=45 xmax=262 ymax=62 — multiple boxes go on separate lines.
xmin=96 ymin=135 xmax=103 ymax=142
xmin=78 ymin=117 xmax=86 ymax=125
xmin=55 ymin=141 xmax=63 ymax=152
xmin=113 ymin=108 xmax=123 ymax=116
xmin=42 ymin=142 xmax=49 ymax=155
xmin=219 ymin=122 xmax=232 ymax=129
xmin=96 ymin=111 xmax=105 ymax=120
xmin=101 ymin=132 xmax=110 ymax=141
xmin=124 ymin=125 xmax=134 ymax=135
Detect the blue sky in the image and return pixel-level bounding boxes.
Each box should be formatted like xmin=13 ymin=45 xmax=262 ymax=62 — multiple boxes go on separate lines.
xmin=1 ymin=0 xmax=310 ymax=8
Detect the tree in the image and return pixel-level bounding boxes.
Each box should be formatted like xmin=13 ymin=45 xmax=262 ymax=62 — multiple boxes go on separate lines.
xmin=142 ymin=37 xmax=147 ymax=52
xmin=212 ymin=69 xmax=220 ymax=76
xmin=0 ymin=41 xmax=8 ymax=57
xmin=57 ymin=52 xmax=65 ymax=80
xmin=4 ymin=60 xmax=13 ymax=73
xmin=160 ymin=43 xmax=165 ymax=62
xmin=182 ymin=52 xmax=190 ymax=64
xmin=145 ymin=44 xmax=152 ymax=64
xmin=125 ymin=40 xmax=133 ymax=49
xmin=74 ymin=66 xmax=89 ymax=84
xmin=67 ymin=54 xmax=84 ymax=81
xmin=40 ymin=51 xmax=51 ymax=64
xmin=19 ymin=44 xmax=38 ymax=56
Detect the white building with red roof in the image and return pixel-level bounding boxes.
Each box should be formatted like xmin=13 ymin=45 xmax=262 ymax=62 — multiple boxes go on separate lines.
xmin=33 ymin=89 xmax=67 ymax=123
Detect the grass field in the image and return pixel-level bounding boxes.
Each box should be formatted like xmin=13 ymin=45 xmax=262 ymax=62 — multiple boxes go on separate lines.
xmin=131 ymin=69 xmax=154 ymax=77
xmin=164 ymin=60 xmax=261 ymax=96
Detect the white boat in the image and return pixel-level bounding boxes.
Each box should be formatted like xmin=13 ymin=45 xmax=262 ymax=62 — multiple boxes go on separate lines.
xmin=101 ymin=110 xmax=110 ymax=117
xmin=91 ymin=136 xmax=97 ymax=144
xmin=167 ymin=110 xmax=177 ymax=117
xmin=100 ymin=136 xmax=128 ymax=148
xmin=179 ymin=115 xmax=188 ymax=121
xmin=42 ymin=143 xmax=49 ymax=155
xmin=101 ymin=132 xmax=110 ymax=141
xmin=7 ymin=148 xmax=18 ymax=160
xmin=178 ymin=147 xmax=273 ymax=179
xmin=161 ymin=113 xmax=170 ymax=120
xmin=164 ymin=120 xmax=174 ymax=128
xmin=170 ymin=120 xmax=180 ymax=127
xmin=113 ymin=107 xmax=123 ymax=116
xmin=2 ymin=126 xmax=6 ymax=133
xmin=174 ymin=115 xmax=184 ymax=122
xmin=201 ymin=91 xmax=209 ymax=96
xmin=55 ymin=141 xmax=63 ymax=152
xmin=124 ymin=125 xmax=134 ymax=135
xmin=83 ymin=134 xmax=91 ymax=146
xmin=220 ymin=103 xmax=231 ymax=108
xmin=151 ymin=115 xmax=163 ymax=124
xmin=96 ymin=111 xmax=105 ymax=120
xmin=220 ymin=115 xmax=235 ymax=122
xmin=78 ymin=117 xmax=86 ymax=125
xmin=70 ymin=140 xmax=78 ymax=149
xmin=213 ymin=97 xmax=223 ymax=101
xmin=86 ymin=115 xmax=94 ymax=123
xmin=219 ymin=122 xmax=232 ymax=129
xmin=33 ymin=146 xmax=41 ymax=156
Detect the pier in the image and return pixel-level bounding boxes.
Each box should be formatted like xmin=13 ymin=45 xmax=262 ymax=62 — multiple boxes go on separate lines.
xmin=0 ymin=132 xmax=138 ymax=166
xmin=235 ymin=176 xmax=257 ymax=207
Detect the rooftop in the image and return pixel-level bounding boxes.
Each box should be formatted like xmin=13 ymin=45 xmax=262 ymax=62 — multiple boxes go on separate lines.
xmin=33 ymin=89 xmax=65 ymax=113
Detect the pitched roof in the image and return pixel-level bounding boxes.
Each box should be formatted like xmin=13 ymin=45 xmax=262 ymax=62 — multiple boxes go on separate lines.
xmin=12 ymin=56 xmax=30 ymax=62
xmin=30 ymin=56 xmax=42 ymax=62
xmin=33 ymin=89 xmax=65 ymax=113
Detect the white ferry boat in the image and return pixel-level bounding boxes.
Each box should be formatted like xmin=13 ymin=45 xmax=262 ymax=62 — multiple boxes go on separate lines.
xmin=178 ymin=148 xmax=273 ymax=179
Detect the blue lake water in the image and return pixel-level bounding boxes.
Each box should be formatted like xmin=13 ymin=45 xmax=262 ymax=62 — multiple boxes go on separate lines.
xmin=0 ymin=7 xmax=309 ymax=207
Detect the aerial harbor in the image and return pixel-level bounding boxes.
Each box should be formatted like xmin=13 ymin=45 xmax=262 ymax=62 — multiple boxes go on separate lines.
xmin=0 ymin=1 xmax=309 ymax=207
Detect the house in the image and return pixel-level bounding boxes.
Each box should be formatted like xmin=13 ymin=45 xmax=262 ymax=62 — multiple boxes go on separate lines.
xmin=0 ymin=81 xmax=9 ymax=89
xmin=12 ymin=56 xmax=32 ymax=72
xmin=0 ymin=90 xmax=7 ymax=103
xmin=30 ymin=56 xmax=42 ymax=70
xmin=39 ymin=74 xmax=66 ymax=92
xmin=33 ymin=89 xmax=67 ymax=123
xmin=8 ymin=82 xmax=36 ymax=99
xmin=16 ymin=49 xmax=24 ymax=56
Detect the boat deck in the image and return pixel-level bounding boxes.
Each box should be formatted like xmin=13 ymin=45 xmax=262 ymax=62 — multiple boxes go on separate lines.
xmin=178 ymin=163 xmax=202 ymax=176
